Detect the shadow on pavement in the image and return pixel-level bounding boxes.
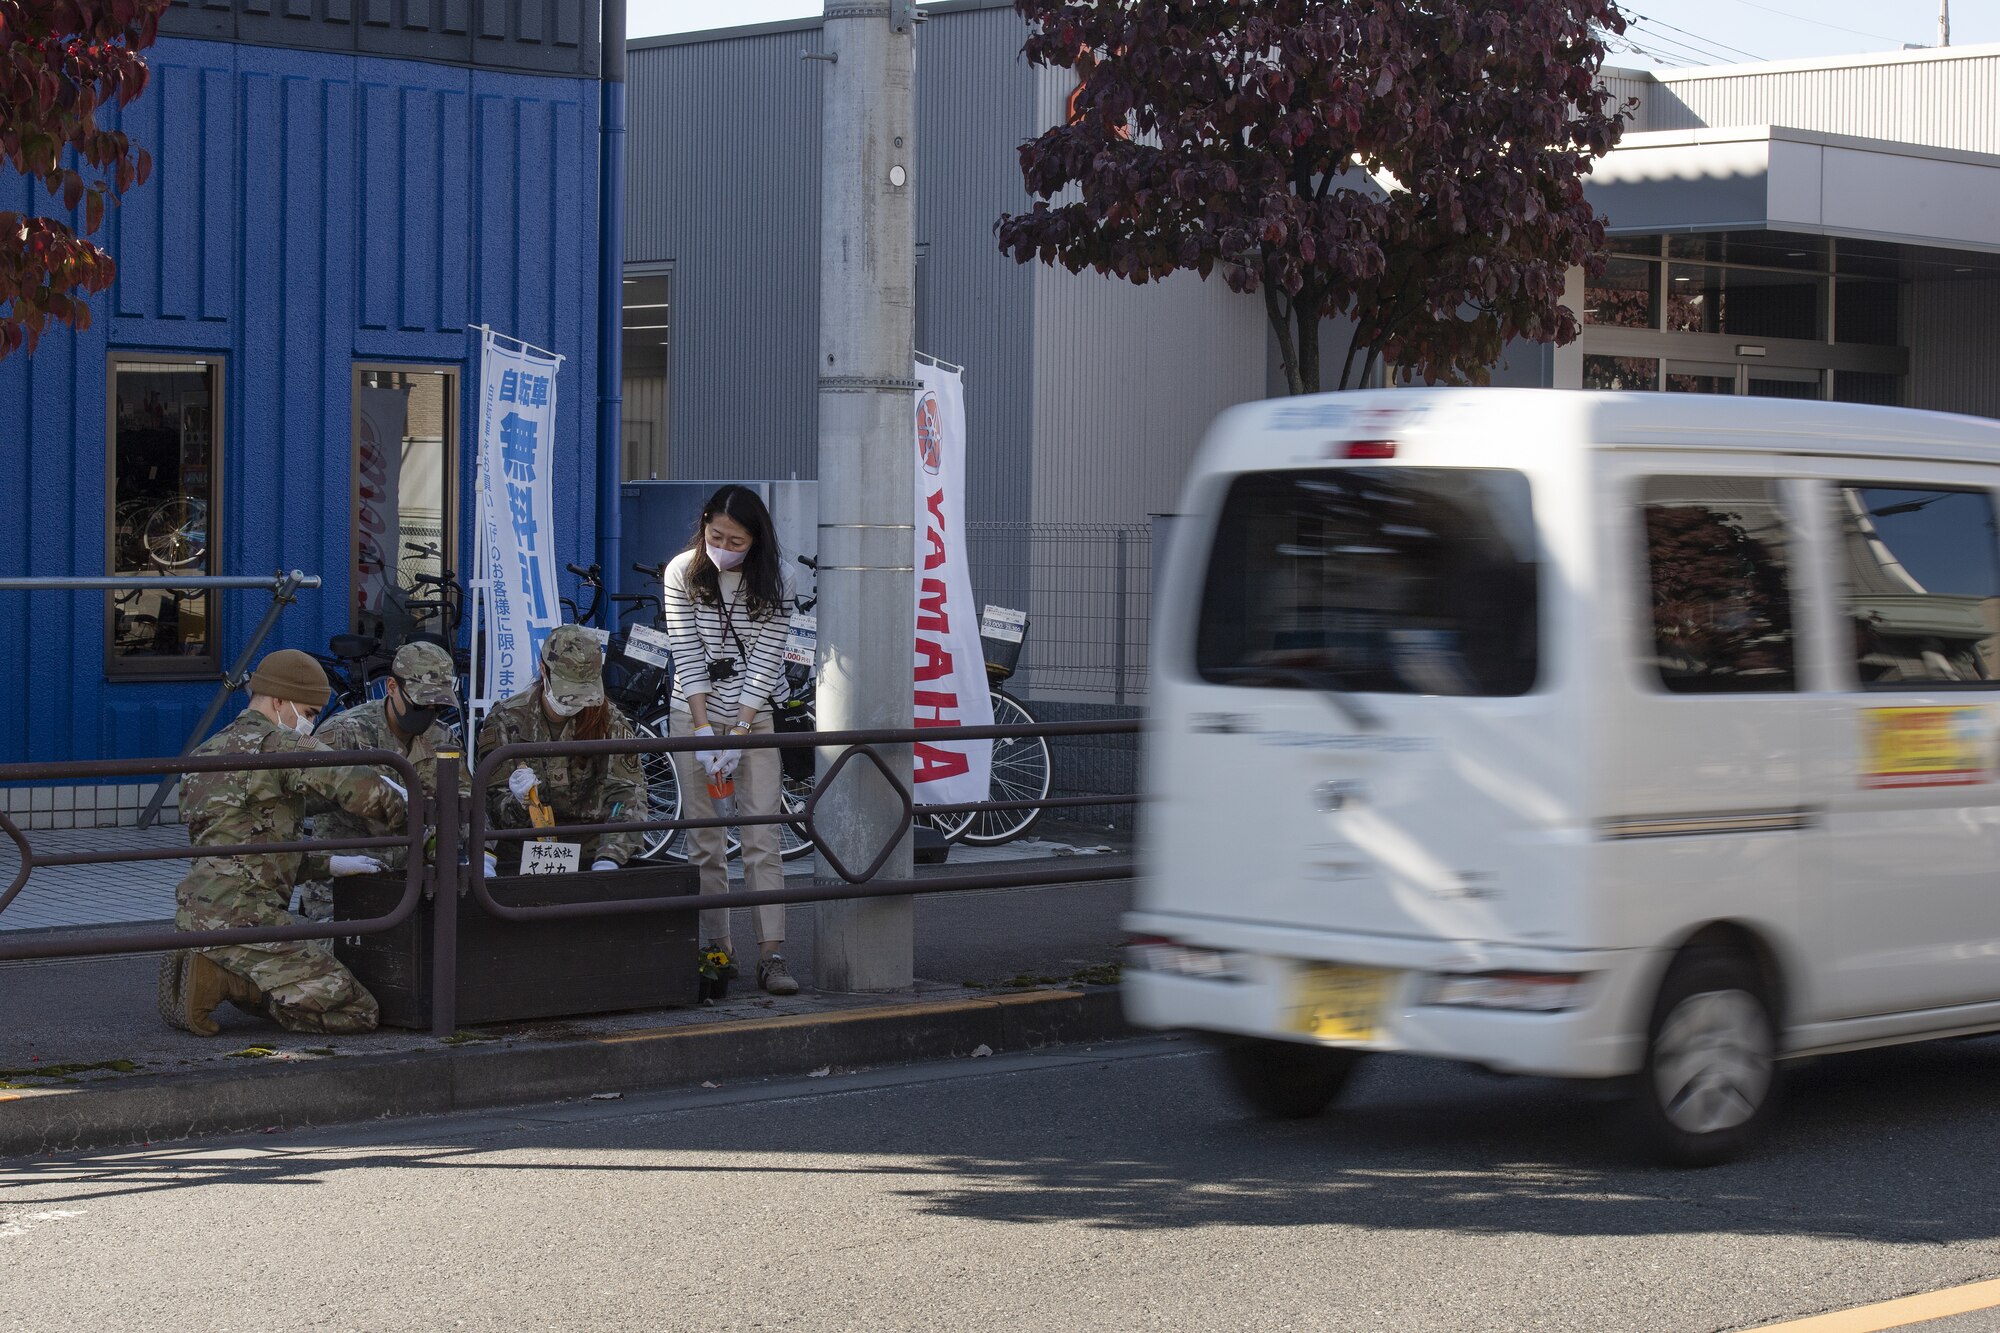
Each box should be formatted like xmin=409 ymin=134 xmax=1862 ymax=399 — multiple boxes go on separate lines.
xmin=9 ymin=1032 xmax=2000 ymax=1249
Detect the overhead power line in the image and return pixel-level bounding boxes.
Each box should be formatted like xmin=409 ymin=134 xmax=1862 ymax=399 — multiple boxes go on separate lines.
xmin=1622 ymin=9 xmax=1765 ymax=62
xmin=1718 ymin=0 xmax=1908 ymax=45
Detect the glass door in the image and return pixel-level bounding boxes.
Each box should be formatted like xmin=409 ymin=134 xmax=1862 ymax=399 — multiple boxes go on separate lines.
xmin=351 ymin=366 xmax=458 ymax=642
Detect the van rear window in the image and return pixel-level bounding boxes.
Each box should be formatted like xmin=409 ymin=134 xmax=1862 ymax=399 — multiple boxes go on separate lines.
xmin=1195 ymin=468 xmax=1538 ymax=697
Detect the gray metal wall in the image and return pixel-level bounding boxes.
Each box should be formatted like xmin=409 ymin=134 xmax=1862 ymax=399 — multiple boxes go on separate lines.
xmin=1611 ymin=48 xmax=2000 ymax=155
xmin=1909 ymin=276 xmax=2000 ymax=420
xmin=626 ymin=22 xmax=824 ymax=482
xmin=625 ymin=2 xmax=1039 ymax=522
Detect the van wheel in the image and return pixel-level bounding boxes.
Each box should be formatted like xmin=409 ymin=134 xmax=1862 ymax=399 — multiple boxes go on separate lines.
xmin=1632 ymin=949 xmax=1778 ymax=1166
xmin=1221 ymin=1038 xmax=1364 ymax=1119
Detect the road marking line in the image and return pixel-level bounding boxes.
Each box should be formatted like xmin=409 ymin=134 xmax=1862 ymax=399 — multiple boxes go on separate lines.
xmin=1750 ymin=1276 xmax=2000 ymax=1332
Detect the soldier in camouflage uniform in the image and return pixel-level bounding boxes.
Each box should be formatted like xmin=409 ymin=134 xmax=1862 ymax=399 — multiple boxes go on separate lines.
xmin=157 ymin=649 xmax=409 ymax=1037
xmin=477 ymin=624 xmax=646 ymax=871
xmin=297 ymin=640 xmax=470 ymax=922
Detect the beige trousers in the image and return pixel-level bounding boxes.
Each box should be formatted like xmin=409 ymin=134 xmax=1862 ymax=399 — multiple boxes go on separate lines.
xmin=672 ymin=708 xmax=786 ymax=948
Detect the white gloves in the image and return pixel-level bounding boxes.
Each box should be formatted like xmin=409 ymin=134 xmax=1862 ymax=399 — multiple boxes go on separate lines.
xmin=714 ymin=744 xmax=742 ymax=780
xmin=508 ymin=767 xmax=538 ymax=802
xmin=591 ymin=859 xmax=619 ymax=872
xmin=482 ymin=851 xmax=498 ymax=876
xmin=693 ymin=725 xmax=725 ymax=779
xmin=329 ymin=855 xmax=384 ymax=878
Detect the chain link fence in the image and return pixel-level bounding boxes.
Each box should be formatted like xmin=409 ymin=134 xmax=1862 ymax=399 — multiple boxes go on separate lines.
xmin=965 ymin=523 xmax=1153 ymax=703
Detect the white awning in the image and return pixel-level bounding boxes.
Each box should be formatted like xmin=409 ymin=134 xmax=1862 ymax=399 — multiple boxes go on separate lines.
xmin=1586 ymin=126 xmax=2000 ymax=256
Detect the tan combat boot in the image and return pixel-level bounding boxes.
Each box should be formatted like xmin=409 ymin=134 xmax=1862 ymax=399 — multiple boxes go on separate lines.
xmin=180 ymin=953 xmax=258 ymax=1037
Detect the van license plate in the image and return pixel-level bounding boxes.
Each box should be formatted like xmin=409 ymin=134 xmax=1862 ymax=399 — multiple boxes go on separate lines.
xmin=1289 ymin=965 xmax=1394 ymax=1042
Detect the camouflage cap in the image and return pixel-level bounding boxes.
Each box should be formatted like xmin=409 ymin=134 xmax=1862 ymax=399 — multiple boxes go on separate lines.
xmin=540 ymin=624 xmax=605 ymax=709
xmin=392 ymin=640 xmax=459 ymax=707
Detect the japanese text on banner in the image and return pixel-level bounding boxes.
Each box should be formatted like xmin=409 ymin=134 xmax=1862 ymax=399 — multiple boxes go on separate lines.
xmin=476 ymin=331 xmax=562 ymax=705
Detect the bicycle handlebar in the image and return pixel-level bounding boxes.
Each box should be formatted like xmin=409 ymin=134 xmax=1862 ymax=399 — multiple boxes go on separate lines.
xmin=632 ymin=562 xmax=664 ymax=580
xmin=566 ymin=562 xmax=602 ymax=582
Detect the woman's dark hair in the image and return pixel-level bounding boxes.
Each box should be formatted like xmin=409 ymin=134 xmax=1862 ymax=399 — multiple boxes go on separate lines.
xmin=685 ymin=484 xmax=783 ymax=618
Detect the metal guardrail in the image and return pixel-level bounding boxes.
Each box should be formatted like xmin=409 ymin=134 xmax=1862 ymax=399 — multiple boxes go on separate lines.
xmin=0 ymin=718 xmax=1140 ymax=1037
xmin=0 ymin=747 xmax=428 ymax=961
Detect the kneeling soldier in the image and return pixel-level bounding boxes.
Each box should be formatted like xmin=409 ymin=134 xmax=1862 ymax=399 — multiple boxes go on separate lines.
xmin=297 ymin=640 xmax=469 ymax=922
xmin=158 ymin=649 xmax=408 ymax=1037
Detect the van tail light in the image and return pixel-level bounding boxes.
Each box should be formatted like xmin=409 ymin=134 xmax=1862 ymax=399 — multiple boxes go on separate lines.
xmin=1421 ymin=971 xmax=1587 ymax=1012
xmin=1343 ymin=440 xmax=1398 ymax=459
xmin=1125 ymin=935 xmax=1238 ymax=981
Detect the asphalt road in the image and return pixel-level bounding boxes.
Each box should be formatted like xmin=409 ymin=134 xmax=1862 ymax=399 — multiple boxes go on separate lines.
xmin=10 ymin=1035 xmax=2000 ymax=1332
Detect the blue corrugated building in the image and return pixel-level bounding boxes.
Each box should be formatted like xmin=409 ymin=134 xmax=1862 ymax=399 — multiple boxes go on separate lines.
xmin=0 ymin=0 xmax=606 ymax=774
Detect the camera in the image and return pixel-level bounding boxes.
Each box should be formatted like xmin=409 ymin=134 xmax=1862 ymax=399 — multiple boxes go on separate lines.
xmin=707 ymin=657 xmax=738 ymax=682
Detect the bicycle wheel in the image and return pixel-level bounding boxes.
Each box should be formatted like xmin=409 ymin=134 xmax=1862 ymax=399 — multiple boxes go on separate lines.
xmin=636 ymin=714 xmax=740 ymax=863
xmin=957 ymin=689 xmax=1052 ymax=847
xmin=142 ymin=497 xmax=208 ymax=569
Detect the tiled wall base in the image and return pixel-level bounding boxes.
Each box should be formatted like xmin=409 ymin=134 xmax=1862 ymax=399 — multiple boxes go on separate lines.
xmin=0 ymin=784 xmax=182 ymax=830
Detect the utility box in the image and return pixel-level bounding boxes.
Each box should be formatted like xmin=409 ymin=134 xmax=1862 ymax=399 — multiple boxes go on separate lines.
xmin=333 ymin=865 xmax=701 ymax=1029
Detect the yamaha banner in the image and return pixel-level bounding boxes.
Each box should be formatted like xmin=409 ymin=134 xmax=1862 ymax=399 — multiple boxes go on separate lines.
xmin=912 ymin=358 xmax=994 ymax=806
xmin=473 ymin=328 xmax=563 ymax=709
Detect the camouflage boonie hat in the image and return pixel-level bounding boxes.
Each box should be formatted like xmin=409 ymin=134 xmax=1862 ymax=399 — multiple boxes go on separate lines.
xmin=392 ymin=641 xmax=459 ymax=707
xmin=541 ymin=624 xmax=605 ymax=708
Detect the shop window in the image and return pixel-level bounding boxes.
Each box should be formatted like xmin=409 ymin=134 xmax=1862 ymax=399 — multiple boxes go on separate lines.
xmin=1641 ymin=477 xmax=1797 ymax=693
xmin=1583 ymin=355 xmax=1657 ymax=391
xmin=1666 ymin=264 xmax=1824 ymax=341
xmin=1836 ymin=485 xmax=2000 ymax=687
xmin=622 ymin=269 xmax=671 ymax=481
xmin=107 ymin=358 xmax=220 ymax=677
xmin=352 ymin=367 xmax=458 ymax=642
xmin=1584 ymin=255 xmax=1657 ymax=329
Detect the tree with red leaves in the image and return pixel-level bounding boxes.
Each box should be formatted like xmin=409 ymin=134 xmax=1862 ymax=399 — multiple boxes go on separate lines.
xmin=0 ymin=0 xmax=166 ymax=359
xmin=997 ymin=0 xmax=1633 ymax=394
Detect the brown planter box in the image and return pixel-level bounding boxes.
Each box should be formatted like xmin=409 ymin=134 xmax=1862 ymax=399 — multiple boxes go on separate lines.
xmin=332 ymin=865 xmax=701 ymax=1030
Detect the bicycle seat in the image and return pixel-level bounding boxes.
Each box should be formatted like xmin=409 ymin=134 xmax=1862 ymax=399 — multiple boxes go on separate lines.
xmin=329 ymin=634 xmax=379 ymax=661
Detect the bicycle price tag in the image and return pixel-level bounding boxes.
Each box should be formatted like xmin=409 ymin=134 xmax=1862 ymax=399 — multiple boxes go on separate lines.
xmin=521 ymin=841 xmax=582 ymax=875
xmin=784 ymin=613 xmax=817 ymax=668
xmin=623 ymin=624 xmax=672 ymax=669
xmin=579 ymin=626 xmax=611 ymax=650
xmin=980 ymin=606 xmax=1027 ymax=644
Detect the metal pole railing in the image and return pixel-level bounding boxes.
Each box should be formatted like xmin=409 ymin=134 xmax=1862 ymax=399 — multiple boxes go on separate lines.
xmin=139 ymin=570 xmax=317 ymax=829
xmin=432 ymin=749 xmax=462 ymax=1037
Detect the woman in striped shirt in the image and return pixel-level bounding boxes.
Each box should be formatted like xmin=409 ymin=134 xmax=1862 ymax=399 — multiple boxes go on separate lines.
xmin=662 ymin=485 xmax=799 ymax=995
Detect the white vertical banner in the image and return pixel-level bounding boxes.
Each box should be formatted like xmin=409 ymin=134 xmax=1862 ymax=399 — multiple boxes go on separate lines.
xmin=353 ymin=385 xmax=408 ymax=619
xmin=912 ymin=358 xmax=993 ymax=806
xmin=472 ymin=328 xmax=563 ymax=711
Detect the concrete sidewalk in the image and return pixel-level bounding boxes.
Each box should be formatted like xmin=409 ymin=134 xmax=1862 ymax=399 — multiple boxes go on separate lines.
xmin=0 ymin=833 xmax=1139 ymax=1157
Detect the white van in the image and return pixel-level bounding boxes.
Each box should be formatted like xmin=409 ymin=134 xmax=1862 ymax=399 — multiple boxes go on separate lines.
xmin=1125 ymin=388 xmax=2000 ymax=1164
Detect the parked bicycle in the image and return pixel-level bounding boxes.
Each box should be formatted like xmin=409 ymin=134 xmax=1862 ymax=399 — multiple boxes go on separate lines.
xmin=315 ymin=541 xmax=470 ymax=721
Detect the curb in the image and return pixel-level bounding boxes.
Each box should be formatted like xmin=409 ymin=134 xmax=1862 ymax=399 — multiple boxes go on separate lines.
xmin=0 ymin=987 xmax=1133 ymax=1158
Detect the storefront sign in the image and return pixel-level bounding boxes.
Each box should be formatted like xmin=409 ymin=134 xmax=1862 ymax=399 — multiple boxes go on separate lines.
xmin=913 ymin=360 xmax=993 ymax=805
xmin=1861 ymin=706 xmax=1992 ymax=788
xmin=473 ymin=329 xmax=563 ymax=709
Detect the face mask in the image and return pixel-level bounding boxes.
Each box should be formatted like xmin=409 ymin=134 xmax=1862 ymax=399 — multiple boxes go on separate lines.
xmin=284 ymin=702 xmax=318 ymax=737
xmin=706 ymin=543 xmax=747 ymax=572
xmin=542 ymin=683 xmax=584 ymax=718
xmin=390 ymin=692 xmax=440 ymax=736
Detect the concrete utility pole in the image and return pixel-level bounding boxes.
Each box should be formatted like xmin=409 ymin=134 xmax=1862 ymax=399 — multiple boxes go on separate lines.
xmin=1939 ymin=0 xmax=1950 ymax=47
xmin=812 ymin=0 xmax=918 ymax=991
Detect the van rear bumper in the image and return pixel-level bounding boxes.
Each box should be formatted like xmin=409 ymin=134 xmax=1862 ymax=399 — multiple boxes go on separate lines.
xmin=1121 ymin=911 xmax=1654 ymax=1079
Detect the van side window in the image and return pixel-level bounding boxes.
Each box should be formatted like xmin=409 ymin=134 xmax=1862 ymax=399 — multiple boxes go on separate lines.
xmin=1641 ymin=478 xmax=1796 ymax=693
xmin=1835 ymin=485 xmax=2000 ymax=688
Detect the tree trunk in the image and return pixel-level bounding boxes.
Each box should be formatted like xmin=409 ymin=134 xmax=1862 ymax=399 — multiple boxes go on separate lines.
xmin=1264 ymin=284 xmax=1304 ymax=396
xmin=1295 ymin=298 xmax=1321 ymax=395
